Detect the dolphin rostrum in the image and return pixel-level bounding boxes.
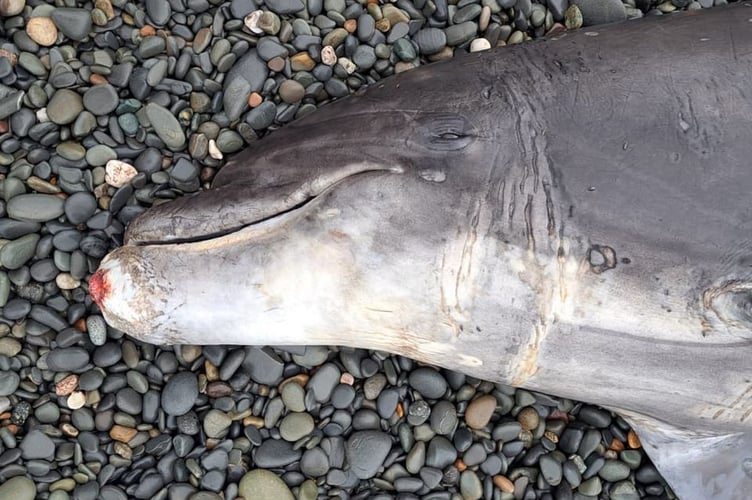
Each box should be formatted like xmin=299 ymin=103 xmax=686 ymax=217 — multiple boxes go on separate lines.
xmin=91 ymin=4 xmax=752 ymax=499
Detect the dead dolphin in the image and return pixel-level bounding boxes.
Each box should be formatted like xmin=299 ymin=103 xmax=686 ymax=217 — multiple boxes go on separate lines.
xmin=92 ymin=4 xmax=752 ymax=499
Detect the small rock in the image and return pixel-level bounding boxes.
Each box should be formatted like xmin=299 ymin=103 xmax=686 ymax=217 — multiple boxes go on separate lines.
xmin=26 ymin=17 xmax=58 ymax=46
xmin=105 ymin=160 xmax=138 ymax=187
xmin=238 ymin=470 xmax=294 ymax=500
xmin=465 ymin=394 xmax=497 ymax=429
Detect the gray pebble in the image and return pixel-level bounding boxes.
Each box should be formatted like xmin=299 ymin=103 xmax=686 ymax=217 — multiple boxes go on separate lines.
xmin=51 ymin=8 xmax=92 ymax=41
xmin=162 ymin=371 xmax=199 ymax=416
xmin=346 ymin=431 xmax=392 ymax=479
xmin=7 ymin=194 xmax=64 ymax=222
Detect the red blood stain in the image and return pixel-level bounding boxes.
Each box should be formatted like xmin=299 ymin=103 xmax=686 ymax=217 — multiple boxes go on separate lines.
xmin=90 ymin=269 xmax=110 ymax=308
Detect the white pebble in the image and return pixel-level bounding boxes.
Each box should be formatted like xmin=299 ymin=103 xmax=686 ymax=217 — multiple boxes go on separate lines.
xmin=105 ymin=160 xmax=138 ymax=188
xmin=470 ymin=38 xmax=491 ymax=52
xmin=86 ymin=314 xmax=108 ymax=346
xmin=337 ymin=57 xmax=357 ymax=75
xmin=36 ymin=108 xmax=49 ymax=123
xmin=67 ymin=391 xmax=86 ymax=410
xmin=244 ymin=11 xmax=264 ymax=35
xmin=55 ymin=273 xmax=80 ymax=290
xmin=208 ymin=139 xmax=223 ymax=160
xmin=321 ymin=46 xmax=337 ymax=66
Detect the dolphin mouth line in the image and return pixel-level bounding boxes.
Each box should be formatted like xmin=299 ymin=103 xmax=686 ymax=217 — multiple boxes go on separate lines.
xmin=132 ymin=163 xmax=404 ymax=247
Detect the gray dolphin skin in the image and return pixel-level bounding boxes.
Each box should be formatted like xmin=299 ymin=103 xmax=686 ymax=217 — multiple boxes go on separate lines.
xmin=91 ymin=4 xmax=752 ymax=499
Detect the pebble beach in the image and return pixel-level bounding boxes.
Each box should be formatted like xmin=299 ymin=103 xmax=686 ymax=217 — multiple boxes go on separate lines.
xmin=0 ymin=0 xmax=721 ymax=498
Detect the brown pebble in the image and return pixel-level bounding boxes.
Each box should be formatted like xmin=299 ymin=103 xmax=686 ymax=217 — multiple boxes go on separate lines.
xmin=454 ymin=459 xmax=467 ymax=472
xmin=344 ymin=19 xmax=357 ymax=33
xmin=464 ymin=394 xmax=497 ymax=429
xmin=140 ymin=25 xmax=156 ymax=37
xmin=89 ymin=74 xmax=108 ymax=85
xmin=375 ymin=18 xmax=391 ymax=32
xmin=396 ymin=402 xmax=404 ymax=418
xmin=61 ymin=423 xmax=79 ymax=437
xmin=26 ymin=17 xmax=58 ymax=46
xmin=73 ymin=318 xmax=87 ymax=332
xmin=0 ymin=120 xmax=8 ymax=134
xmin=278 ymin=79 xmax=305 ymax=103
xmin=609 ymin=438 xmax=625 ymax=452
xmin=279 ymin=373 xmax=310 ymax=392
xmin=493 ymin=475 xmax=515 ymax=493
xmin=243 ymin=416 xmax=264 ymax=428
xmin=95 ymin=0 xmax=115 ymax=20
xmin=55 ymin=374 xmax=79 ymax=396
xmin=544 ymin=430 xmax=559 ymax=444
xmin=340 ymin=373 xmax=354 ymax=385
xmin=290 ymin=52 xmax=315 ymax=72
xmin=205 ymin=360 xmax=219 ymax=381
xmin=206 ymin=381 xmax=233 ymax=398
xmin=517 ymin=406 xmax=540 ymax=431
xmin=248 ymin=92 xmax=263 ymax=108
xmin=200 ymin=166 xmax=216 ymax=183
xmin=627 ymin=429 xmax=641 ymax=449
xmin=267 ymin=56 xmax=285 ymax=73
xmin=110 ymin=425 xmax=138 ymax=443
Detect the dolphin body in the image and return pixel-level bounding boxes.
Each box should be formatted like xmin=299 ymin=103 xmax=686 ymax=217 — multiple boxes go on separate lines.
xmin=92 ymin=4 xmax=752 ymax=499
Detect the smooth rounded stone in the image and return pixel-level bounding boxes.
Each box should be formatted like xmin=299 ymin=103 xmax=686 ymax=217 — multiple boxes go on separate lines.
xmin=51 ymin=7 xmax=92 ymax=41
xmin=406 ymin=399 xmax=430 ymax=426
xmin=162 ymin=371 xmax=199 ymax=416
xmin=620 ymin=450 xmax=642 ymax=469
xmin=0 ymin=476 xmax=36 ymax=500
xmin=330 ymin=384 xmax=356 ymax=409
xmin=300 ymin=447 xmax=329 ymax=477
xmin=0 ymin=0 xmax=25 ymax=16
xmin=559 ymin=427 xmax=585 ymax=454
xmin=244 ymin=346 xmax=284 ymax=384
xmin=0 ymin=234 xmax=39 ymax=270
xmin=363 ymin=373 xmax=387 ymax=400
xmin=203 ymin=409 xmax=232 ymax=438
xmin=254 ymin=439 xmax=302 ymax=467
xmin=7 ymin=194 xmax=64 ymax=222
xmin=224 ymin=51 xmax=268 ymax=121
xmin=57 ymin=142 xmax=86 ymax=161
xmin=216 ymin=130 xmax=244 ymax=154
xmin=346 ymin=431 xmax=392 ymax=479
xmin=308 ymin=362 xmax=340 ymax=403
xmin=578 ymin=476 xmax=602 ymax=496
xmin=0 ymin=338 xmax=20 ymax=358
xmin=578 ymin=429 xmax=602 ymax=459
xmin=35 ymin=400 xmax=61 ymax=423
xmin=0 ymin=371 xmax=20 ymax=396
xmin=83 ymin=84 xmax=118 ymax=116
xmin=280 ymin=382 xmax=306 ymax=413
xmin=278 ymin=80 xmax=305 ymax=104
xmin=444 ymin=21 xmax=477 ymax=46
xmin=145 ymin=103 xmax=186 ymax=151
xmin=238 ymin=469 xmax=294 ymax=500
xmin=46 ymin=347 xmax=90 ymax=371
xmin=64 ymin=192 xmax=97 ymax=225
xmin=463 ymin=442 xmax=488 ymax=467
xmin=20 ymin=429 xmax=55 ymax=460
xmin=454 ymin=4 xmax=482 ymax=23
xmin=578 ymin=406 xmax=612 ymax=428
xmin=92 ymin=341 xmax=121 ymax=367
xmin=598 ymin=460 xmax=631 ymax=481
xmin=408 ymin=367 xmax=447 ymax=399
xmin=352 ymin=45 xmax=376 ymax=70
xmin=413 ymin=28 xmax=447 ymax=55
xmin=430 ymin=400 xmax=458 ymax=435
xmin=572 ymin=0 xmax=626 ymax=25
xmin=279 ymin=412 xmax=315 ymax=441
xmin=377 ymin=387 xmax=399 ymax=418
xmin=459 ymin=470 xmax=483 ymax=500
xmin=146 ymin=0 xmax=171 ymax=25
xmin=540 ymin=454 xmax=563 ymax=486
xmin=405 ymin=441 xmax=425 ymax=473
xmin=47 ymin=89 xmax=83 ymax=125
xmin=464 ymin=393 xmax=497 ymax=429
xmin=426 ymin=436 xmax=457 ymax=468
xmin=392 ymin=38 xmax=417 ymax=61
xmin=610 ymin=480 xmax=640 ymax=500
xmin=116 ymin=387 xmax=142 ymax=415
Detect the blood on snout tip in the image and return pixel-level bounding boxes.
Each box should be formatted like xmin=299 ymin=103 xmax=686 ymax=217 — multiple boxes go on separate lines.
xmin=90 ymin=268 xmax=110 ymax=308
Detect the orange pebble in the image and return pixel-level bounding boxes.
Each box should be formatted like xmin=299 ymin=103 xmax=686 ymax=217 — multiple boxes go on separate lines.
xmin=344 ymin=19 xmax=357 ymax=33
xmin=627 ymin=429 xmax=642 ymax=449
xmin=493 ymin=475 xmax=515 ymax=493
xmin=140 ymin=25 xmax=156 ymax=37
xmin=248 ymin=92 xmax=263 ymax=108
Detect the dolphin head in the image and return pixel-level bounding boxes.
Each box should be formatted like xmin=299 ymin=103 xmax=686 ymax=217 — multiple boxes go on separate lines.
xmin=93 ymin=54 xmax=518 ymax=373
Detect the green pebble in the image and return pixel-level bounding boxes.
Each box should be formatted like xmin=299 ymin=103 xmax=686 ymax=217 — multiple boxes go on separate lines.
xmin=145 ymin=103 xmax=186 ymax=151
xmin=0 ymin=271 xmax=9 ymax=306
xmin=578 ymin=476 xmax=602 ymax=496
xmin=118 ymin=113 xmax=139 ymax=136
xmin=598 ymin=460 xmax=631 ymax=481
xmin=0 ymin=234 xmax=40 ymax=270
xmin=7 ymin=194 xmax=64 ymax=222
xmin=85 ymin=144 xmax=117 ymax=167
xmin=238 ymin=470 xmax=294 ymax=500
xmin=279 ymin=412 xmax=314 ymax=441
xmin=47 ymin=89 xmax=83 ymax=125
xmin=610 ymin=480 xmax=640 ymax=500
xmin=56 ymin=142 xmax=86 ymax=161
xmin=0 ymin=476 xmax=36 ymax=500
xmin=216 ymin=129 xmax=244 ymax=154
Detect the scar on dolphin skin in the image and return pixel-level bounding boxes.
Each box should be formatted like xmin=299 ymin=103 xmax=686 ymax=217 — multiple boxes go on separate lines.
xmin=586 ymin=244 xmax=617 ymax=274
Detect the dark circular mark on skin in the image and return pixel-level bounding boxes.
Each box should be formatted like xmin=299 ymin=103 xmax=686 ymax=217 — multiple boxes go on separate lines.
xmin=587 ymin=244 xmax=617 ymax=274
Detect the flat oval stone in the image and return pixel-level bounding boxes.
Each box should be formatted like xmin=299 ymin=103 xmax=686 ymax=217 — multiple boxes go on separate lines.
xmin=64 ymin=192 xmax=97 ymax=225
xmin=0 ymin=234 xmax=40 ymax=270
xmin=83 ymin=84 xmax=119 ymax=115
xmin=7 ymin=194 xmax=64 ymax=222
xmin=238 ymin=469 xmax=294 ymax=500
xmin=346 ymin=431 xmax=392 ymax=479
xmin=145 ymin=103 xmax=186 ymax=151
xmin=279 ymin=412 xmax=314 ymax=442
xmin=46 ymin=89 xmax=83 ymax=124
xmin=162 ymin=371 xmax=198 ymax=416
xmin=51 ymin=8 xmax=93 ymax=41
xmin=46 ymin=347 xmax=90 ymax=371
xmin=0 ymin=476 xmax=36 ymax=500
xmin=408 ymin=367 xmax=447 ymax=399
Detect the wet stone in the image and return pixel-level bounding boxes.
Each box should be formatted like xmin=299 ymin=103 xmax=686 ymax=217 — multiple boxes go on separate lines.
xmin=347 ymin=431 xmax=392 ymax=479
xmin=162 ymin=371 xmax=198 ymax=416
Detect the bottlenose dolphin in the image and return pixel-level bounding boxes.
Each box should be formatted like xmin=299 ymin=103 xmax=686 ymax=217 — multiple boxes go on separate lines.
xmin=91 ymin=4 xmax=752 ymax=499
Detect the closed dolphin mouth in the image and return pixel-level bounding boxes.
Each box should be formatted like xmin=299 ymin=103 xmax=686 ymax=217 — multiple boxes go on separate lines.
xmin=124 ymin=162 xmax=403 ymax=247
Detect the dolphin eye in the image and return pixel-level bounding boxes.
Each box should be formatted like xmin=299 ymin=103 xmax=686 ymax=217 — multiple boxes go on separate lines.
xmin=412 ymin=113 xmax=476 ymax=151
